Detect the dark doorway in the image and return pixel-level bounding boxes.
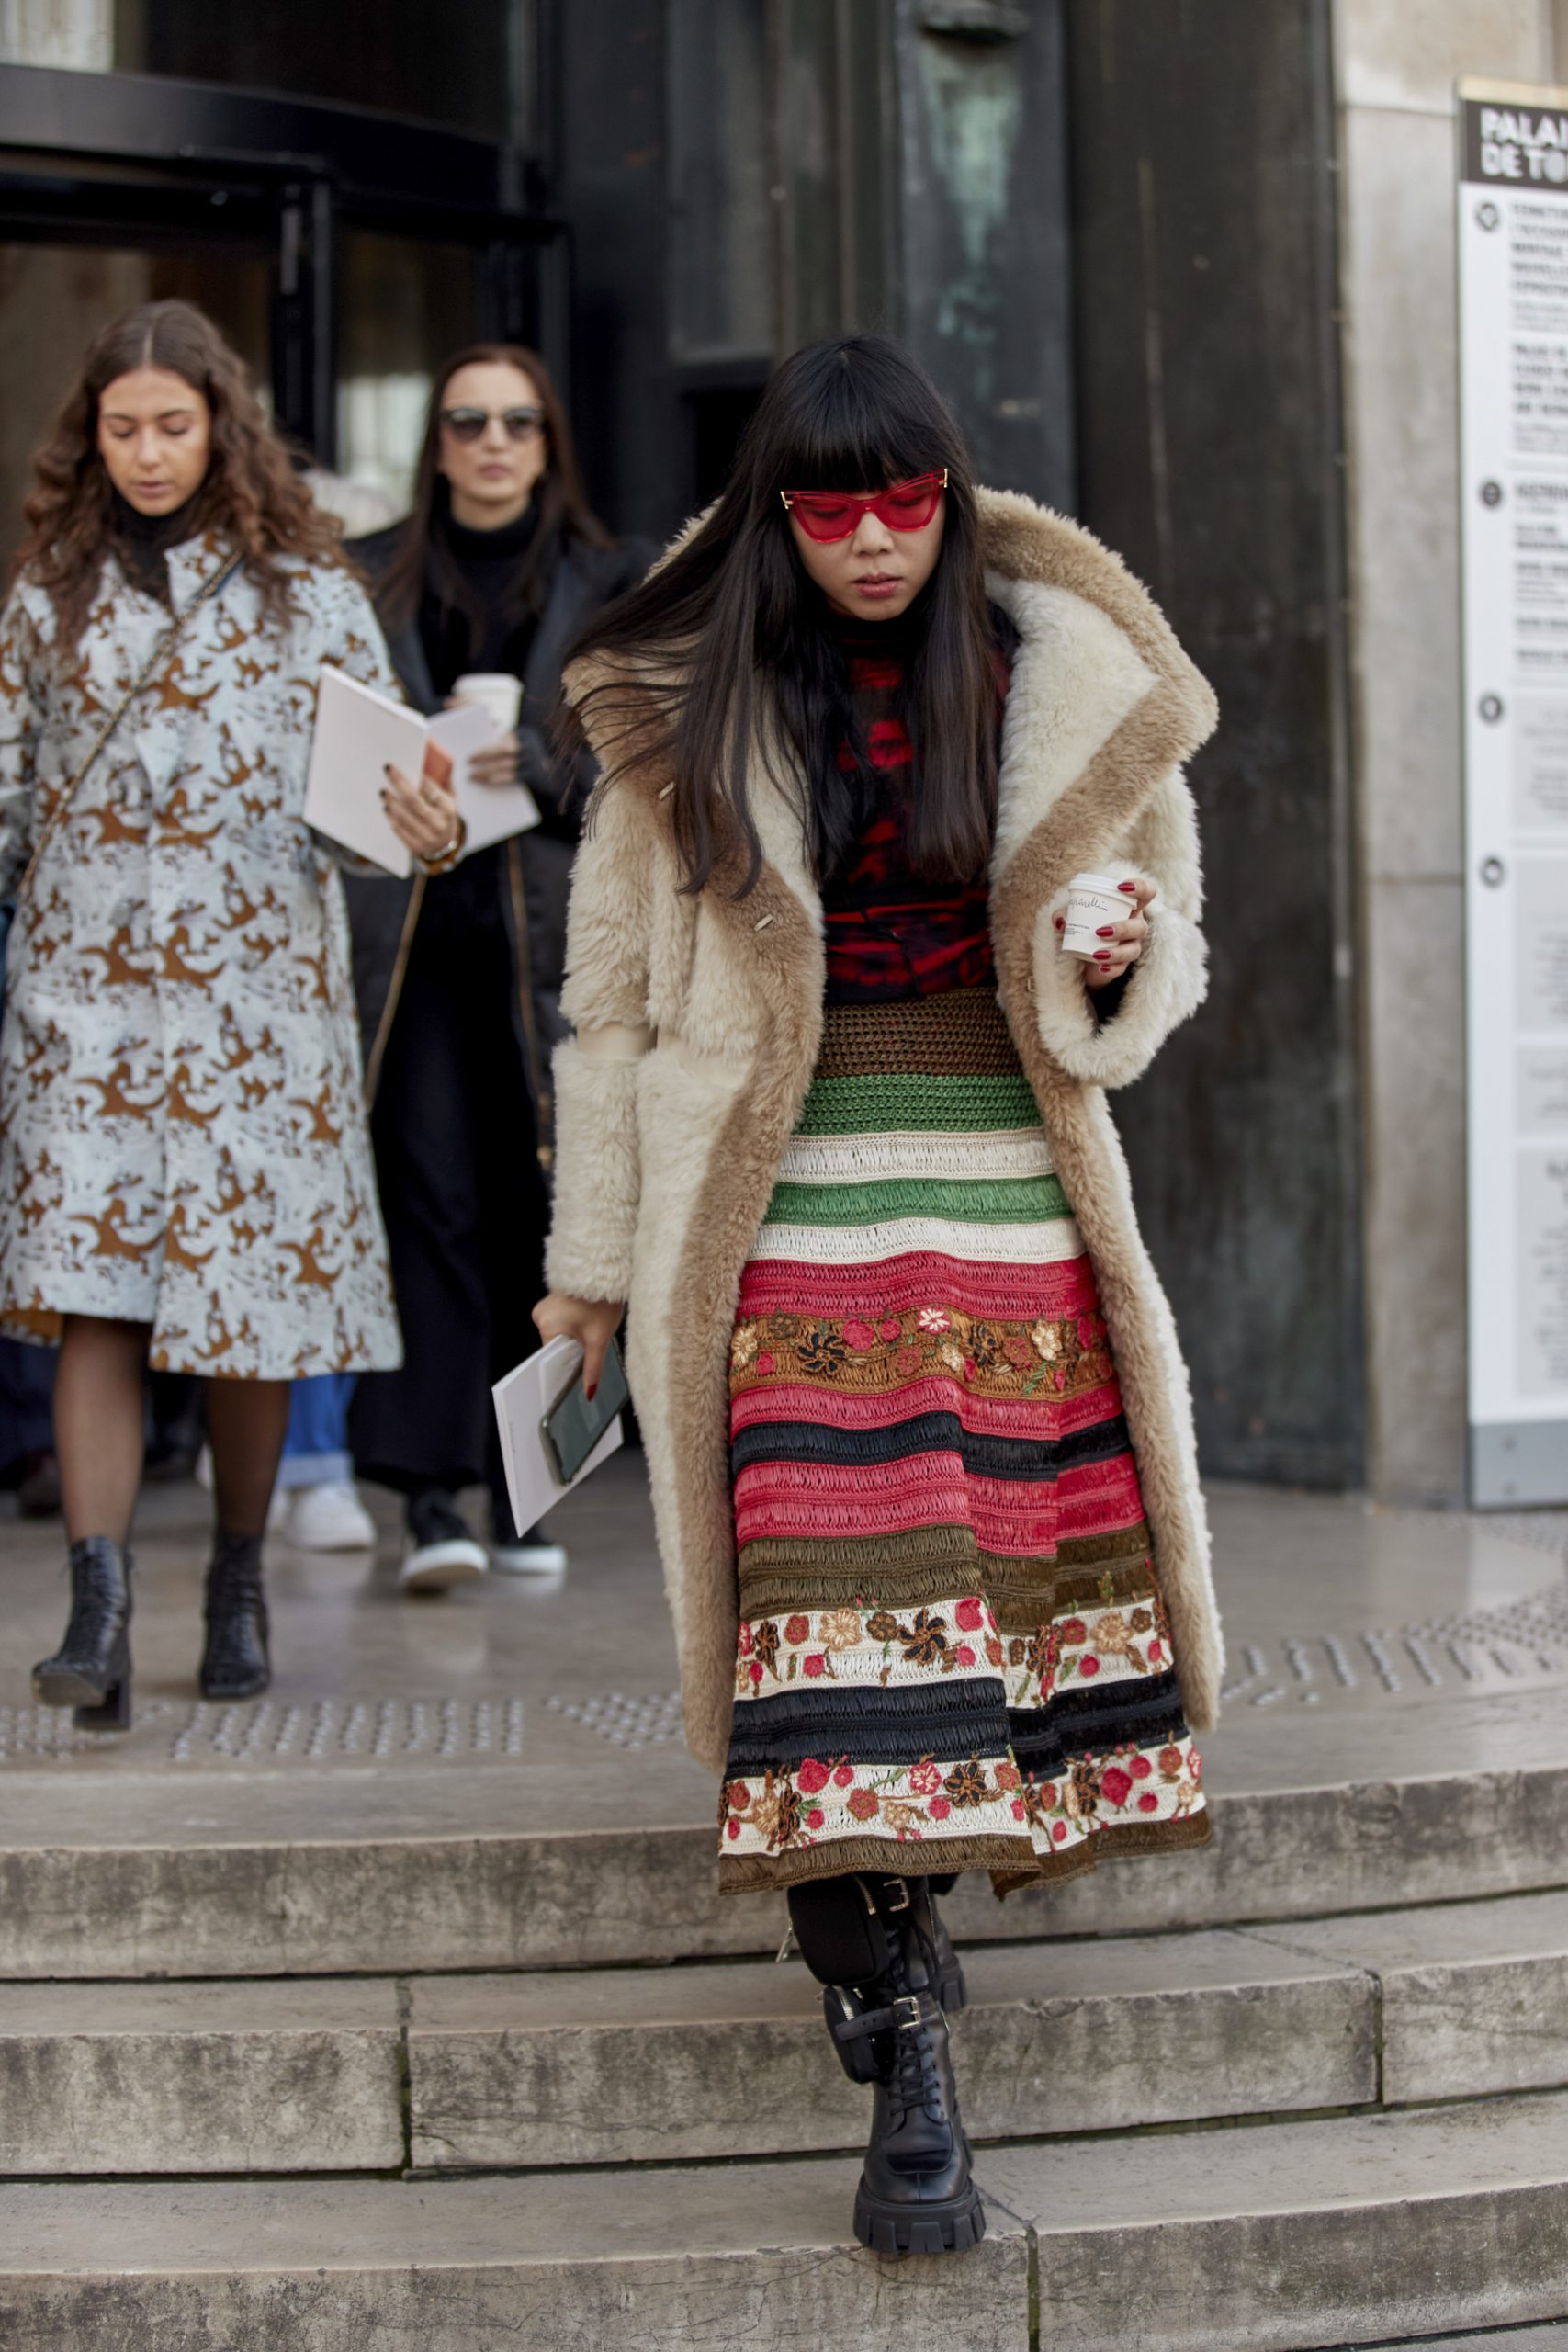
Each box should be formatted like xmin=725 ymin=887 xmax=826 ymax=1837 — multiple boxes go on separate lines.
xmin=0 ymin=63 xmax=560 ymax=550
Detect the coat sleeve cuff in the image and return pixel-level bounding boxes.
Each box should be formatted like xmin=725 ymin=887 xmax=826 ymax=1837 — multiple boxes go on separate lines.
xmin=1031 ymin=876 xmax=1208 ymax=1089
xmin=542 ymin=1037 xmax=641 ymax=1302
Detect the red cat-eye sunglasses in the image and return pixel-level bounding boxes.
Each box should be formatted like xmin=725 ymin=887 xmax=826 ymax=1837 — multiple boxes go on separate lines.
xmin=779 ymin=469 xmax=948 ymax=543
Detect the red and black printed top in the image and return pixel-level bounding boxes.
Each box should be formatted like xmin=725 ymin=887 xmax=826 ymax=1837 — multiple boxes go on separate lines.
xmin=821 ymin=611 xmax=1011 ymax=1005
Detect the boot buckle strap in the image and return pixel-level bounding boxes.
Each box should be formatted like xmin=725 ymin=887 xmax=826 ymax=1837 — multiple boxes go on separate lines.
xmin=830 ymin=1992 xmax=919 ymax=2047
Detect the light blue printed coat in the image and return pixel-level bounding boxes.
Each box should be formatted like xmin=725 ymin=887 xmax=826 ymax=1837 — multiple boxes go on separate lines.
xmin=0 ymin=532 xmax=401 ymax=1379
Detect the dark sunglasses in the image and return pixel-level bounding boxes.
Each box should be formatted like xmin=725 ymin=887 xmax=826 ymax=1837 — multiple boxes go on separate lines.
xmin=440 ymin=405 xmax=546 ymax=444
xmin=780 ymin=469 xmax=948 ymax=543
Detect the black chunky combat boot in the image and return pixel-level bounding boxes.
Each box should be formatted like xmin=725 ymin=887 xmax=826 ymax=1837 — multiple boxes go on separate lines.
xmin=912 ymin=1872 xmax=968 ymax=2016
xmin=31 ymin=1536 xmax=134 ymax=1728
xmin=788 ymin=1871 xmax=984 ymax=2258
xmin=199 ymin=1532 xmax=270 ymax=1700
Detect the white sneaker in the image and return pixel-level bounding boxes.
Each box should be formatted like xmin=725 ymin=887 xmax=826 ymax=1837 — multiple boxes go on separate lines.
xmin=490 ymin=1535 xmax=569 ymax=1577
xmin=283 ymin=1480 xmax=378 ymax=1553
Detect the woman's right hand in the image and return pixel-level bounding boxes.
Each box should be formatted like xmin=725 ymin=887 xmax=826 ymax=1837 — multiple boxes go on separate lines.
xmin=383 ymin=743 xmax=463 ymax=862
xmin=533 ymin=1292 xmax=626 ymax=1399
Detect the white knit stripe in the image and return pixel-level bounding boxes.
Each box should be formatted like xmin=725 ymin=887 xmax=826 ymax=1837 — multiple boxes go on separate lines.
xmin=777 ymin=1126 xmax=1056 ymax=1186
xmin=747 ymin=1213 xmax=1087 ymax=1267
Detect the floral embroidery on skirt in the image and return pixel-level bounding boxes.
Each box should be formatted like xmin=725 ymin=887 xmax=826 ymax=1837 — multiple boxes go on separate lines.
xmin=717 ymin=989 xmax=1209 ymax=1896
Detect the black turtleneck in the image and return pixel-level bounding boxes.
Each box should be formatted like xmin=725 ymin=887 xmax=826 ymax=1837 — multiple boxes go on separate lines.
xmin=111 ymin=490 xmax=203 ymax=606
xmin=420 ymin=495 xmax=544 ymax=700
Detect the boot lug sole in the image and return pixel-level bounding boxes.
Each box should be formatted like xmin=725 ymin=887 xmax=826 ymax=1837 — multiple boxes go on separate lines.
xmin=853 ymin=2179 xmax=986 ymax=2258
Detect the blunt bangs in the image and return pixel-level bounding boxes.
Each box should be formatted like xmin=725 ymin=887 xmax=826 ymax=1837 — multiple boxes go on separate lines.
xmin=748 ymin=340 xmax=969 ymax=503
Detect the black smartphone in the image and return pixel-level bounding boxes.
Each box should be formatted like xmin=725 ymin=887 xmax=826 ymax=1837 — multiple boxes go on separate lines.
xmin=540 ymin=1338 xmax=629 ymax=1485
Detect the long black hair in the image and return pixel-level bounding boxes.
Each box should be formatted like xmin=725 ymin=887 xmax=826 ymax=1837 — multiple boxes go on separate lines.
xmin=569 ymin=334 xmax=998 ymax=895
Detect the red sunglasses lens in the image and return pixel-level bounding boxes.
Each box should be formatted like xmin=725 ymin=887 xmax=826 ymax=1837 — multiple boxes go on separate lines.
xmin=878 ymin=481 xmax=942 ymax=529
xmin=790 ymin=495 xmax=862 ymax=541
xmin=786 ymin=475 xmax=944 ymax=540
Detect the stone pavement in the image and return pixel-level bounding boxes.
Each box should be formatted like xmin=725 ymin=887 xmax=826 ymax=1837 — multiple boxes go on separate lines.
xmin=7 ymin=1448 xmax=1568 ymax=1777
xmin=4 ymin=1455 xmax=1568 ymax=2350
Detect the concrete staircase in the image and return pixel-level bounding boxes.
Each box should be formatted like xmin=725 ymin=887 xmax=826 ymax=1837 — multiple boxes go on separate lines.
xmin=4 ymin=1742 xmax=1568 ymax=2350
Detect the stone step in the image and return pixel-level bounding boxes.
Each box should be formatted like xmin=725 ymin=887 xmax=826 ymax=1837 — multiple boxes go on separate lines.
xmin=4 ymin=2093 xmax=1564 ymax=2352
xmin=6 ymin=1893 xmax=1567 ymax=2177
xmin=5 ymin=1693 xmax=1567 ymax=1977
xmin=406 ymin=1925 xmax=1375 ymax=2171
xmin=1241 ymin=1885 xmax=1568 ymax=2108
xmin=0 ymin=1979 xmax=403 ymax=2177
xmin=987 ymin=2090 xmax=1568 ymax=2352
xmin=1389 ymin=2334 xmax=1568 ymax=2350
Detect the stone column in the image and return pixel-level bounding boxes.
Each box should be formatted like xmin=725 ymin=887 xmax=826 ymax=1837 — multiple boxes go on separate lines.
xmin=0 ymin=0 xmax=111 ymax=67
xmin=1333 ymin=0 xmax=1557 ymax=1501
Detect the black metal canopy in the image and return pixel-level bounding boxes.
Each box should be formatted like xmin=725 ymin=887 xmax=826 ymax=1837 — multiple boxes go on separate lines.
xmin=0 ymin=62 xmax=565 ymax=466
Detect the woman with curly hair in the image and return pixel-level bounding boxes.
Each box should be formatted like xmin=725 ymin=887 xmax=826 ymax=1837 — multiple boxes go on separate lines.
xmin=2 ymin=299 xmax=459 ymax=1725
xmin=535 ymin=334 xmax=1223 ymax=2256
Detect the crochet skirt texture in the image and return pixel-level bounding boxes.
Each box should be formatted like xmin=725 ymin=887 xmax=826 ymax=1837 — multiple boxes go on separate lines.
xmin=717 ymin=988 xmax=1210 ymax=1895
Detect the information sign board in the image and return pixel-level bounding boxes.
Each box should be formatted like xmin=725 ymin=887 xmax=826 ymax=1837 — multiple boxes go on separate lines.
xmin=1458 ymin=79 xmax=1568 ymax=1504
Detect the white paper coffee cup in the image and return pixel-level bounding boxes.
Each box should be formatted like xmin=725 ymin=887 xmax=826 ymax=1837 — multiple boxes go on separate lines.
xmin=1060 ymin=870 xmax=1130 ymax=957
xmin=453 ymin=672 xmax=523 ymax=738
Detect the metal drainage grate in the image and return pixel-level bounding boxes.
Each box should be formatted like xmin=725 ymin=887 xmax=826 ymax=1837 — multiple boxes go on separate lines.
xmin=0 ymin=1694 xmax=526 ymax=1767
xmin=546 ymin=1689 xmax=685 ymax=1749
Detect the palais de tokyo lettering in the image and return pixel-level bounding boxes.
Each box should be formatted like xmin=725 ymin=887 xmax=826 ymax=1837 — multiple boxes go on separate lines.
xmin=1467 ymin=104 xmax=1568 ymax=186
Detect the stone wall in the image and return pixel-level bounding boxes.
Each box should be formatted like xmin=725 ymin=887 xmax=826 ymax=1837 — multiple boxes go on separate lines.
xmin=0 ymin=0 xmax=110 ymax=69
xmin=1333 ymin=0 xmax=1560 ymax=1499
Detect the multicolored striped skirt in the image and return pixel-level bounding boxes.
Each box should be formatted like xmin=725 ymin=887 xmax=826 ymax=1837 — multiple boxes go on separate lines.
xmin=717 ymin=988 xmax=1209 ymax=1895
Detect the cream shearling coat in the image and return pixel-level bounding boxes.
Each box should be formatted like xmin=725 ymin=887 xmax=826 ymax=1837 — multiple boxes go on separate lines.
xmin=546 ymin=489 xmax=1224 ymax=1775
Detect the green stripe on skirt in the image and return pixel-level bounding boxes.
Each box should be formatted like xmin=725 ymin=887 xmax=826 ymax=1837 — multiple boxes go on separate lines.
xmin=793 ymin=1071 xmax=1043 ymax=1137
xmin=765 ymin=1171 xmax=1072 ymax=1228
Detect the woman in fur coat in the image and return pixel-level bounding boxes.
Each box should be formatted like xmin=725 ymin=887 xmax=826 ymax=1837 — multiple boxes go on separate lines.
xmin=536 ymin=335 xmax=1224 ymax=2257
xmin=1 ymin=300 xmax=458 ymax=1727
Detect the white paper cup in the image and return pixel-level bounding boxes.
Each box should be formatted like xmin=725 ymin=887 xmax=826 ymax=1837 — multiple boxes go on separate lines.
xmin=1060 ymin=870 xmax=1131 ymax=957
xmin=452 ymin=672 xmax=523 ymax=737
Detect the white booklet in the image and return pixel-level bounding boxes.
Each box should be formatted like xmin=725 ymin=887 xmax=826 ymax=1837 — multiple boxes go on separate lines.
xmin=305 ymin=665 xmax=540 ymax=876
xmin=492 ymin=1336 xmax=625 ymax=1541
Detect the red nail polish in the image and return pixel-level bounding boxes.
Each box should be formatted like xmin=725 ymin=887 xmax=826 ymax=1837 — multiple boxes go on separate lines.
xmin=1054 ymin=916 xmax=1064 ymax=929
xmin=586 ymin=1385 xmax=597 ymax=1401
xmin=1094 ymin=951 xmax=1111 ymax=961
xmin=1119 ymin=881 xmax=1136 ymax=893
xmin=1096 ymin=925 xmax=1115 ymax=937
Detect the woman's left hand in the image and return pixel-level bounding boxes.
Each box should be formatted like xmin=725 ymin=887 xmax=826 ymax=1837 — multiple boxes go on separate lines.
xmin=383 ymin=742 xmax=462 ymax=861
xmin=1055 ymin=876 xmax=1156 ymax=990
xmin=468 ymin=733 xmax=522 ymax=789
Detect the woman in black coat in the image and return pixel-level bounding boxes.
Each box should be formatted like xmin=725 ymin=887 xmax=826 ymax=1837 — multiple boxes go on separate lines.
xmin=345 ymin=344 xmax=651 ymax=1589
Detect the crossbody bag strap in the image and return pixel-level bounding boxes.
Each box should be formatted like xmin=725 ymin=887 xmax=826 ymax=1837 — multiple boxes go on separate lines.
xmin=16 ymin=547 xmax=245 ymax=907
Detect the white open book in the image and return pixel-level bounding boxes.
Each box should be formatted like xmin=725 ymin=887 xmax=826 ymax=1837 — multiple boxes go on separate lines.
xmin=304 ymin=664 xmax=540 ymax=876
xmin=492 ymin=1337 xmax=625 ymax=1541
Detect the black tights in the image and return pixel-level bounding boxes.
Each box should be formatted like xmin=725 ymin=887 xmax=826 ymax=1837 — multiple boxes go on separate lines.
xmin=787 ymin=1870 xmax=959 ymax=1985
xmin=55 ymin=1314 xmax=289 ymax=1547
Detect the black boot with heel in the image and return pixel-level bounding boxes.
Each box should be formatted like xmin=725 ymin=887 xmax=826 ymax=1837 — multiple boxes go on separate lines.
xmin=31 ymin=1536 xmax=134 ymax=1729
xmin=788 ymin=1871 xmax=983 ymax=2258
xmin=199 ymin=1532 xmax=270 ymax=1701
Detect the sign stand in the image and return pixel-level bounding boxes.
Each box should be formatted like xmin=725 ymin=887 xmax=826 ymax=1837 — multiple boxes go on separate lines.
xmin=1458 ymin=78 xmax=1568 ymax=1503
